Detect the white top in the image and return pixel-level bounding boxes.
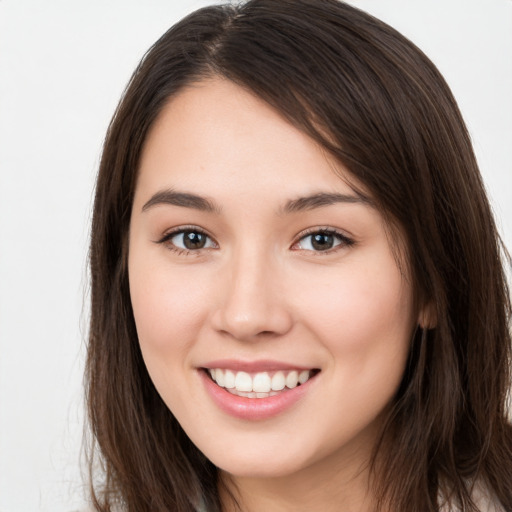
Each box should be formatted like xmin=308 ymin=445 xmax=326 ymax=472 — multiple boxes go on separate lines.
xmin=439 ymin=482 xmax=504 ymax=511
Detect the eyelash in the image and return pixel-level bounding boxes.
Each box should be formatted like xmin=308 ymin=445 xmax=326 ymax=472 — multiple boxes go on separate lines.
xmin=156 ymin=226 xmax=355 ymax=256
xmin=292 ymin=227 xmax=355 ymax=254
xmin=156 ymin=226 xmax=217 ymax=256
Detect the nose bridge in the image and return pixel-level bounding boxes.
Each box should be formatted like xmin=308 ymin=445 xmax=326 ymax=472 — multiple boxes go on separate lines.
xmin=213 ymin=241 xmax=292 ymax=340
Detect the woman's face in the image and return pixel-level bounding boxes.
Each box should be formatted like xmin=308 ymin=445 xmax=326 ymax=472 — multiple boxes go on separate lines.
xmin=129 ymin=78 xmax=419 ymax=481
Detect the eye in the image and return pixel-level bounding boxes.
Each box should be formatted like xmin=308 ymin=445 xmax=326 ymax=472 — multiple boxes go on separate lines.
xmin=294 ymin=230 xmax=354 ymax=252
xmin=158 ymin=228 xmax=217 ymax=252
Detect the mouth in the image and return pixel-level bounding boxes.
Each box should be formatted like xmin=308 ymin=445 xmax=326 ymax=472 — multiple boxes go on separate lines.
xmin=199 ymin=363 xmax=321 ymax=420
xmin=202 ymin=367 xmax=321 ymax=399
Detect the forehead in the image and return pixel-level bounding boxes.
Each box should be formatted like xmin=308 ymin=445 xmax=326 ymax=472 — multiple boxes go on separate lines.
xmin=136 ymin=77 xmax=367 ymax=205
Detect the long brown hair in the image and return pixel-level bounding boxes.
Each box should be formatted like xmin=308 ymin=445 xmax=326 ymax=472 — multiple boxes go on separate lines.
xmin=86 ymin=1 xmax=512 ymax=510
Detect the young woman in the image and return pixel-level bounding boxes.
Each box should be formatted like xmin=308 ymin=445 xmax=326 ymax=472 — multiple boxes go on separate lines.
xmin=85 ymin=0 xmax=512 ymax=510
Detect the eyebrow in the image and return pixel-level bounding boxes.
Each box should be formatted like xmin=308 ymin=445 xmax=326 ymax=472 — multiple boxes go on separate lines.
xmin=141 ymin=189 xmax=221 ymax=214
xmin=141 ymin=188 xmax=373 ymax=215
xmin=282 ymin=191 xmax=373 ymax=214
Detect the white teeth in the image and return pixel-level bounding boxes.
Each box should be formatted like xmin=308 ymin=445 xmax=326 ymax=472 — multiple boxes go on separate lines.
xmin=253 ymin=372 xmax=271 ymax=392
xmin=271 ymin=371 xmax=286 ymax=391
xmin=285 ymin=370 xmax=299 ymax=389
xmin=224 ymin=370 xmax=236 ymax=389
xmin=208 ymin=368 xmax=315 ymax=395
xmin=234 ymin=371 xmax=252 ymax=392
xmin=216 ymin=369 xmax=225 ymax=387
xmin=299 ymin=370 xmax=310 ymax=384
xmin=227 ymin=388 xmax=281 ymax=398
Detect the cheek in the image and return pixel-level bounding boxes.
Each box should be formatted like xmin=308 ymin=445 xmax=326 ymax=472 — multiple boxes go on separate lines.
xmin=128 ymin=252 xmax=211 ymax=358
xmin=291 ymin=260 xmax=414 ymax=441
xmin=128 ymin=252 xmax=216 ymax=417
xmin=294 ymin=258 xmax=415 ymax=357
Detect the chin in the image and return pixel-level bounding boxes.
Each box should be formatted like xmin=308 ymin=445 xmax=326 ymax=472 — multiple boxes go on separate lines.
xmin=194 ymin=431 xmax=334 ymax=481
xmin=214 ymin=455 xmax=308 ymax=479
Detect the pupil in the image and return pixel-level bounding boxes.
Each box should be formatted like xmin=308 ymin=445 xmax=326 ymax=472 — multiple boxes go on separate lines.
xmin=312 ymin=233 xmax=333 ymax=251
xmin=184 ymin=231 xmax=206 ymax=249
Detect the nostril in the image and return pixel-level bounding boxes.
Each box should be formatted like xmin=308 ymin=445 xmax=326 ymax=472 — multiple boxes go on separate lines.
xmin=258 ymin=330 xmax=278 ymax=337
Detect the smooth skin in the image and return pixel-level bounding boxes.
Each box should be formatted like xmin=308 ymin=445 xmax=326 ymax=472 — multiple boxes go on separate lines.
xmin=128 ymin=77 xmax=422 ymax=512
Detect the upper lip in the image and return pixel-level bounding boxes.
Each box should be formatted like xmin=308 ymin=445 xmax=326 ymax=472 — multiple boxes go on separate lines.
xmin=200 ymin=359 xmax=317 ymax=373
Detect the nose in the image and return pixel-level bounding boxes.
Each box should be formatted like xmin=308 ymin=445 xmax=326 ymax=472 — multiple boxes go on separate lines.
xmin=210 ymin=247 xmax=293 ymax=342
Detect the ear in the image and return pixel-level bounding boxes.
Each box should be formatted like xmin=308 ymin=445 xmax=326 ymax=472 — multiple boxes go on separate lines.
xmin=418 ymin=301 xmax=437 ymax=329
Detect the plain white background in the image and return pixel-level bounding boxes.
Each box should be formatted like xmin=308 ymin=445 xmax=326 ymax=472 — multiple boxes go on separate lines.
xmin=0 ymin=1 xmax=510 ymax=511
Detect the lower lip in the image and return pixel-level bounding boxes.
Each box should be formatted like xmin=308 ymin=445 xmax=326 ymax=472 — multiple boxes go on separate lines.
xmin=199 ymin=370 xmax=317 ymax=421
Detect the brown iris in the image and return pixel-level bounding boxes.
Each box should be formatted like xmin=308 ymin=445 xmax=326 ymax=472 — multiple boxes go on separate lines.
xmin=182 ymin=231 xmax=208 ymax=249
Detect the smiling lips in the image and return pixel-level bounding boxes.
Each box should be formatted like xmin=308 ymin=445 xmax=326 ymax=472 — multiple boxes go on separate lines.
xmin=208 ymin=368 xmax=314 ymax=398
xmin=200 ymin=360 xmax=320 ymax=420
